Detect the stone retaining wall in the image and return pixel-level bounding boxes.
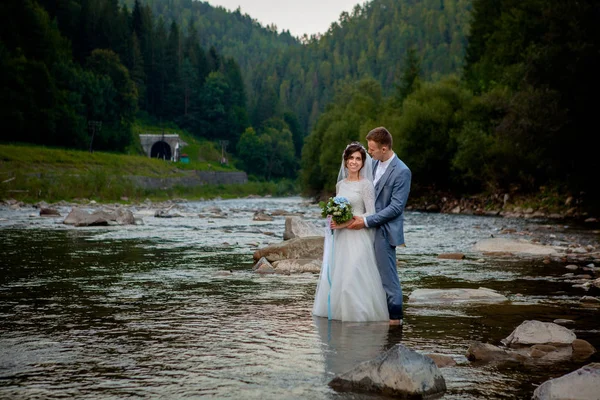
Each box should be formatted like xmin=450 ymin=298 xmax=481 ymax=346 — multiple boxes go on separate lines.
xmin=128 ymin=171 xmax=248 ymax=189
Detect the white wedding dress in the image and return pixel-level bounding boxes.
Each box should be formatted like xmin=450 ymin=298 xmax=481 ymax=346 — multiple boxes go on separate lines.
xmin=312 ymin=178 xmax=389 ymax=322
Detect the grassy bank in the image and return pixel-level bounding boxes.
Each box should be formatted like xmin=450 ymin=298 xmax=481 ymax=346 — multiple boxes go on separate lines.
xmin=0 ymin=143 xmax=298 ymax=203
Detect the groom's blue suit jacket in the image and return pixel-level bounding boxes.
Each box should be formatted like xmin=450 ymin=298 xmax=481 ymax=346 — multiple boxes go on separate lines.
xmin=366 ymin=155 xmax=411 ymax=247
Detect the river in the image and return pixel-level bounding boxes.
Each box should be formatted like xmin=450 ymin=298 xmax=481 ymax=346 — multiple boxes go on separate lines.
xmin=1 ymin=196 xmax=598 ymax=399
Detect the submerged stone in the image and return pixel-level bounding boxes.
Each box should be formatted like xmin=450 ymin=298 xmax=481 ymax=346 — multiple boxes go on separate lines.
xmin=329 ymin=344 xmax=446 ymax=398
xmin=474 ymin=238 xmax=557 ymax=255
xmin=408 ymin=288 xmax=508 ymax=304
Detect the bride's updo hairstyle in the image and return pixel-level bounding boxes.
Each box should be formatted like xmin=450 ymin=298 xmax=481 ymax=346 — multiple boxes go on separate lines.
xmin=343 ymin=142 xmax=367 ymax=171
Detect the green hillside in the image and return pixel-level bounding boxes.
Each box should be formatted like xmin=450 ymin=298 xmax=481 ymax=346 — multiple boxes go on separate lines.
xmin=119 ymin=0 xmax=472 ymax=133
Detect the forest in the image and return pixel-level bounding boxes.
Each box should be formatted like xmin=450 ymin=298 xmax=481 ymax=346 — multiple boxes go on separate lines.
xmin=300 ymin=0 xmax=599 ymax=212
xmin=1 ymin=0 xmax=598 ymax=209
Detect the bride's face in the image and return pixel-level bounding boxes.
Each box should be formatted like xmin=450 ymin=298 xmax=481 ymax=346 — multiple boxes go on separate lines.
xmin=346 ymin=151 xmax=363 ymax=174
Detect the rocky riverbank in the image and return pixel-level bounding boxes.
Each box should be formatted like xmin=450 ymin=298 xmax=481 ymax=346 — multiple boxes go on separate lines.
xmin=407 ymin=192 xmax=599 ymax=224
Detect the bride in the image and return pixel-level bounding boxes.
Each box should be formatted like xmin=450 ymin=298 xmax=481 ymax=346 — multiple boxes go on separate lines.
xmin=312 ymin=142 xmax=389 ymax=322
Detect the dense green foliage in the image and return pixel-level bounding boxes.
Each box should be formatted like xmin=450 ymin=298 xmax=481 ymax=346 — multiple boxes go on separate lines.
xmin=252 ymin=0 xmax=471 ymax=135
xmin=302 ymin=0 xmax=599 ymax=212
xmin=1 ymin=0 xmax=471 ymax=182
xmin=462 ymin=0 xmax=600 ymax=204
xmin=0 ymin=0 xmax=255 ymax=156
xmin=2 ymin=0 xmax=598 ymax=210
xmin=118 ymin=0 xmax=472 ymax=160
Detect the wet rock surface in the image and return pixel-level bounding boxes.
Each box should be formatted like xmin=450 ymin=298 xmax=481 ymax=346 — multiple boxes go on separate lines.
xmin=532 ymin=363 xmax=600 ymax=400
xmin=502 ymin=320 xmax=577 ymax=346
xmin=408 ymin=288 xmax=509 ymax=304
xmin=329 ymin=344 xmax=446 ymax=398
xmin=283 ymin=216 xmax=324 ymax=240
xmin=467 ymin=320 xmax=596 ymax=367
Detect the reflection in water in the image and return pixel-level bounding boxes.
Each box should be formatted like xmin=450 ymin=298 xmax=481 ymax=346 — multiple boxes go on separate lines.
xmin=313 ymin=317 xmax=402 ymax=377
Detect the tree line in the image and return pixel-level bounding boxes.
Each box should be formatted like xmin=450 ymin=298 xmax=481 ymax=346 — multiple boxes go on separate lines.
xmin=301 ymin=0 xmax=599 ymax=211
xmin=0 ymin=0 xmax=299 ymax=180
xmin=115 ymin=0 xmax=471 ymax=162
xmin=3 ymin=0 xmax=597 ymax=208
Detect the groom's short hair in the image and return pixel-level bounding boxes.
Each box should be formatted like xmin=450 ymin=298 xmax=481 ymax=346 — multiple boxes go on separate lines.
xmin=366 ymin=127 xmax=393 ymax=148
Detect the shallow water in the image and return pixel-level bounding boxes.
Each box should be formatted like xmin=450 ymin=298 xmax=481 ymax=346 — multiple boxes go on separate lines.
xmin=0 ymin=197 xmax=599 ymax=399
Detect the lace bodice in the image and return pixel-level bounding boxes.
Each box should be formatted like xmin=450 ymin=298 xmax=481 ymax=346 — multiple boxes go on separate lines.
xmin=336 ymin=179 xmax=375 ymax=216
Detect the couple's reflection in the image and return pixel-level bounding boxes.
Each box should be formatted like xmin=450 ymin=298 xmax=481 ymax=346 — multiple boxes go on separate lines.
xmin=313 ymin=316 xmax=403 ymax=377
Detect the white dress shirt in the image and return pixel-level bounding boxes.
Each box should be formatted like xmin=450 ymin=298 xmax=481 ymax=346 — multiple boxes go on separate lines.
xmin=364 ymin=153 xmax=395 ymax=227
xmin=373 ymin=153 xmax=395 ymax=187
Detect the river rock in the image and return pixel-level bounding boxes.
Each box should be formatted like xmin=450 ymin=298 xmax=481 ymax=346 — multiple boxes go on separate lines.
xmin=63 ymin=207 xmax=108 ymax=226
xmin=408 ymin=288 xmax=508 ymax=304
xmin=283 ymin=216 xmax=324 ymax=240
xmin=527 ymin=344 xmax=573 ymax=362
xmin=466 ymin=342 xmax=525 ymax=363
xmin=253 ymin=257 xmax=275 ymax=274
xmin=114 ymin=208 xmax=136 ymax=225
xmin=426 ymin=204 xmax=440 ymax=212
xmin=437 ymin=253 xmax=465 ymax=260
xmin=154 ymin=209 xmax=183 ymax=218
xmin=39 ymin=207 xmax=61 ymax=217
xmin=253 ymin=236 xmax=323 ymax=262
xmin=502 ymin=320 xmax=576 ymax=347
xmin=580 ymin=296 xmax=600 ymax=304
xmin=553 ymin=319 xmax=575 ymax=325
xmin=425 ymin=353 xmax=457 ymax=368
xmin=473 ymin=238 xmax=557 ymax=255
xmin=253 ymin=212 xmax=273 ymax=221
xmin=271 ymin=259 xmax=321 ymax=274
xmin=329 ymin=344 xmax=446 ymax=398
xmin=202 ymin=206 xmax=221 ymax=213
xmin=572 ymin=339 xmax=597 ymax=361
xmin=532 ymin=363 xmax=600 ymax=400
xmin=63 ymin=207 xmax=135 ymax=226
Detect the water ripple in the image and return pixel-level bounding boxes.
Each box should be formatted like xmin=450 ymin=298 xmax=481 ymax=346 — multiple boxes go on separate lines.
xmin=1 ymin=197 xmax=599 ymax=399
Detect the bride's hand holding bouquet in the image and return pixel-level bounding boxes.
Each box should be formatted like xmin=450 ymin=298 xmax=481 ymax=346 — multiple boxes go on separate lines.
xmin=319 ymin=196 xmax=354 ymax=230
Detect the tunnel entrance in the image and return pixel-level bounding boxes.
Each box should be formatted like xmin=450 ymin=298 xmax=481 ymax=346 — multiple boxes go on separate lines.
xmin=151 ymin=141 xmax=172 ymax=160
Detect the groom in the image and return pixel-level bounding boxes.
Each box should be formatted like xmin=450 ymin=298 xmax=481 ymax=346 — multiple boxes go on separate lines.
xmin=348 ymin=127 xmax=411 ymax=325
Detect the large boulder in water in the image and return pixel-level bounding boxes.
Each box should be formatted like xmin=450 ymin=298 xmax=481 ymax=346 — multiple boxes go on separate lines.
xmin=329 ymin=344 xmax=446 ymax=398
xmin=532 ymin=363 xmax=600 ymax=400
xmin=253 ymin=236 xmax=323 ymax=262
xmin=283 ymin=216 xmax=324 ymax=240
xmin=63 ymin=207 xmax=135 ymax=226
xmin=502 ymin=320 xmax=576 ymax=347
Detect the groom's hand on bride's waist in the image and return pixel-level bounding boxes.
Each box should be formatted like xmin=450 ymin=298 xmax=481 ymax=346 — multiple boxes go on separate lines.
xmin=347 ymin=216 xmax=365 ymax=230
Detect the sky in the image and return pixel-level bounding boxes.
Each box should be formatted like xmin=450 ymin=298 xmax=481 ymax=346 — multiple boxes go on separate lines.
xmin=205 ymin=0 xmax=362 ymax=37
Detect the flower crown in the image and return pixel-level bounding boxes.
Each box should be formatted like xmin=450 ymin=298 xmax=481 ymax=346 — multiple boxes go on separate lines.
xmin=344 ymin=141 xmax=366 ymax=151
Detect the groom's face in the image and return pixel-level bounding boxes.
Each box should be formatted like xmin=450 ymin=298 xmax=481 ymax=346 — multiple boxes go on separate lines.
xmin=367 ymin=140 xmax=387 ymax=161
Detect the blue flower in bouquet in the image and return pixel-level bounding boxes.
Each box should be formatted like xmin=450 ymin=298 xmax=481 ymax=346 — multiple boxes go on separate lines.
xmin=319 ymin=196 xmax=354 ymax=224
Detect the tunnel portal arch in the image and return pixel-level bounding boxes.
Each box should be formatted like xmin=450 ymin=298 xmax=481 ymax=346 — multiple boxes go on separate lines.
xmin=151 ymin=141 xmax=172 ymax=160
xmin=139 ymin=134 xmax=186 ymax=161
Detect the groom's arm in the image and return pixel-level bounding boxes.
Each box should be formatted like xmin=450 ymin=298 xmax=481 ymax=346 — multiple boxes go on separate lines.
xmin=365 ymin=168 xmax=411 ymax=228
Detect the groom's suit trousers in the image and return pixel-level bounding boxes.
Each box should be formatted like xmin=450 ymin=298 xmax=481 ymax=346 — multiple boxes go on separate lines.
xmin=374 ymin=228 xmax=403 ymax=320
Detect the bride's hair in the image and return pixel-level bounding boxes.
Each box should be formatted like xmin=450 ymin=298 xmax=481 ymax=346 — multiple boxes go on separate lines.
xmin=343 ymin=142 xmax=367 ymax=171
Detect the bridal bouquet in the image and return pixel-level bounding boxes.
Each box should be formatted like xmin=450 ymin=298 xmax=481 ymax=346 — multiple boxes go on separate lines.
xmin=319 ymin=196 xmax=354 ymax=224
